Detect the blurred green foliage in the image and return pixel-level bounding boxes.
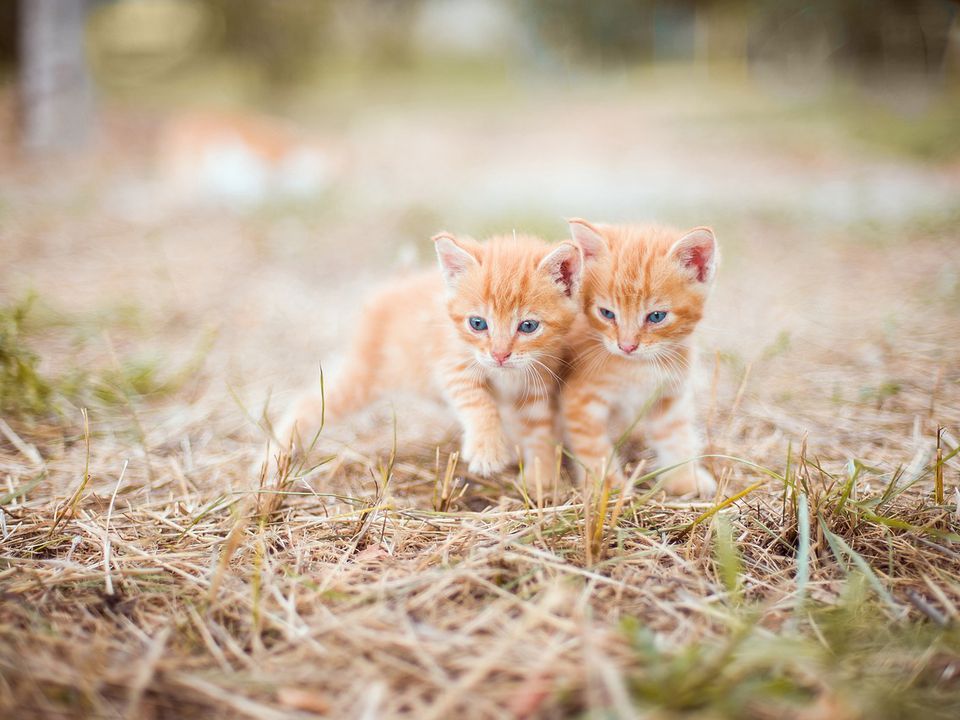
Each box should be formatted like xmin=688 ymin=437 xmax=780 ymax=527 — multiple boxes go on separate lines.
xmin=207 ymin=0 xmax=335 ymax=83
xmin=621 ymin=591 xmax=960 ymax=719
xmin=73 ymin=0 xmax=959 ymax=89
xmin=0 ymin=293 xmax=209 ymax=422
xmin=0 ymin=294 xmax=56 ymax=417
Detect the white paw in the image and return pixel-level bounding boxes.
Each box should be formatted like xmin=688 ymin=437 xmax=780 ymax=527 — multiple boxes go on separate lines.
xmin=463 ymin=433 xmax=511 ymax=477
xmin=661 ymin=464 xmax=717 ymax=497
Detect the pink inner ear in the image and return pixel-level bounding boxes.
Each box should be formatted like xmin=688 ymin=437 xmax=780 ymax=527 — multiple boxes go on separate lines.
xmin=685 ymin=244 xmax=711 ymax=283
xmin=440 ymin=251 xmax=469 ymax=276
xmin=672 ymin=233 xmax=714 ymax=283
xmin=557 ymin=257 xmax=576 ymax=297
xmin=436 ymin=238 xmax=477 ymax=282
xmin=569 ymin=221 xmax=606 ymax=261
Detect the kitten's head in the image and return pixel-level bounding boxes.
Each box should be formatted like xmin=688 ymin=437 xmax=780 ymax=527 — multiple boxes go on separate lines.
xmin=568 ymin=219 xmax=718 ymax=361
xmin=433 ymin=232 xmax=583 ymax=372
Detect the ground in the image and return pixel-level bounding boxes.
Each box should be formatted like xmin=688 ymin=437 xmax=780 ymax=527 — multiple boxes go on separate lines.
xmin=1 ymin=71 xmax=960 ymax=718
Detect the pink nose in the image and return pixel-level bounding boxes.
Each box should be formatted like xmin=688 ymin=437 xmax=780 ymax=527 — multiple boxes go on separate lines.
xmin=492 ymin=350 xmax=512 ymax=365
xmin=618 ymin=342 xmax=638 ymax=354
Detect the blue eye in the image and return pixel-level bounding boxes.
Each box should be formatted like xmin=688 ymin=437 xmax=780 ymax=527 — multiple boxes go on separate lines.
xmin=518 ymin=320 xmax=540 ymax=334
xmin=646 ymin=310 xmax=668 ymax=324
xmin=598 ymin=307 xmax=616 ymax=321
xmin=469 ymin=316 xmax=488 ymax=332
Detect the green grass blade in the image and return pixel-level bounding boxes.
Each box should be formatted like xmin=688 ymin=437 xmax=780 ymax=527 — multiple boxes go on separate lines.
xmin=818 ymin=514 xmax=903 ymax=618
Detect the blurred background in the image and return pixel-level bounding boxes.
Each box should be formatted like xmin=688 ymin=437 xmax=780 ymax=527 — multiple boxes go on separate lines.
xmin=3 ymin=0 xmax=958 ymax=215
xmin=1 ymin=0 xmax=959 ymax=452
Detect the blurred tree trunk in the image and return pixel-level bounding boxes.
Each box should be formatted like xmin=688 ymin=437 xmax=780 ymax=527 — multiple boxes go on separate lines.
xmin=19 ymin=0 xmax=94 ymax=153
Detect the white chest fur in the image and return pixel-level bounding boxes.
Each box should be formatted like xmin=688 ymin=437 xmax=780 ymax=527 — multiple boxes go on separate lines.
xmin=602 ymin=360 xmax=682 ymax=433
xmin=487 ymin=368 xmax=539 ymax=403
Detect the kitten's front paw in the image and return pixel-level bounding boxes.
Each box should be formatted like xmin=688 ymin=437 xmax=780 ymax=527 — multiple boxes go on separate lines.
xmin=463 ymin=433 xmax=511 ymax=477
xmin=661 ymin=464 xmax=717 ymax=497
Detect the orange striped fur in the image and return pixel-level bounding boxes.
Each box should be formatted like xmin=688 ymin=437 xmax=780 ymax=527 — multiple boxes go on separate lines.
xmin=560 ymin=219 xmax=719 ymax=496
xmin=279 ymin=233 xmax=583 ymax=479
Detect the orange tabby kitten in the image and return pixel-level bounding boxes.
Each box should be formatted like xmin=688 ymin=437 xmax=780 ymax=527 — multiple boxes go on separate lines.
xmin=561 ymin=219 xmax=718 ymax=496
xmin=278 ymin=233 xmax=583 ymax=477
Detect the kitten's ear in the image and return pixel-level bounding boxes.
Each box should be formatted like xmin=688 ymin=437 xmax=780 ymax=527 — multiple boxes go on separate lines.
xmin=433 ymin=232 xmax=479 ymax=288
xmin=669 ymin=227 xmax=718 ymax=285
xmin=567 ymin=218 xmax=608 ymax=261
xmin=538 ymin=241 xmax=583 ymax=298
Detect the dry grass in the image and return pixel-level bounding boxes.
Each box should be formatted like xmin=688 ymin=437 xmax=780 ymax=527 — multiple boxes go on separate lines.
xmin=3 ymin=392 xmax=960 ymax=719
xmin=2 ymin=85 xmax=960 ymax=718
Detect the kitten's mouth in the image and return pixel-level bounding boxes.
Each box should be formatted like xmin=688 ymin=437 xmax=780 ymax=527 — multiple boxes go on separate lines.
xmin=606 ymin=342 xmax=655 ymax=361
xmin=605 ymin=342 xmax=643 ymax=360
xmin=479 ymin=356 xmax=528 ymax=371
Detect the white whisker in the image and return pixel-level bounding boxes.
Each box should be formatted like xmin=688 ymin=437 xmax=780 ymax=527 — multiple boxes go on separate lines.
xmin=530 ymin=358 xmax=561 ymax=387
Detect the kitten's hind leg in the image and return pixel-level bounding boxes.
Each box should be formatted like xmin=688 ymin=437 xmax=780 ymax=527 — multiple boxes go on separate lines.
xmin=274 ymin=310 xmax=387 ymax=458
xmin=644 ymin=393 xmax=716 ymax=497
xmin=275 ymin=359 xmax=381 ymax=457
xmin=274 ymin=389 xmax=327 ymax=457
